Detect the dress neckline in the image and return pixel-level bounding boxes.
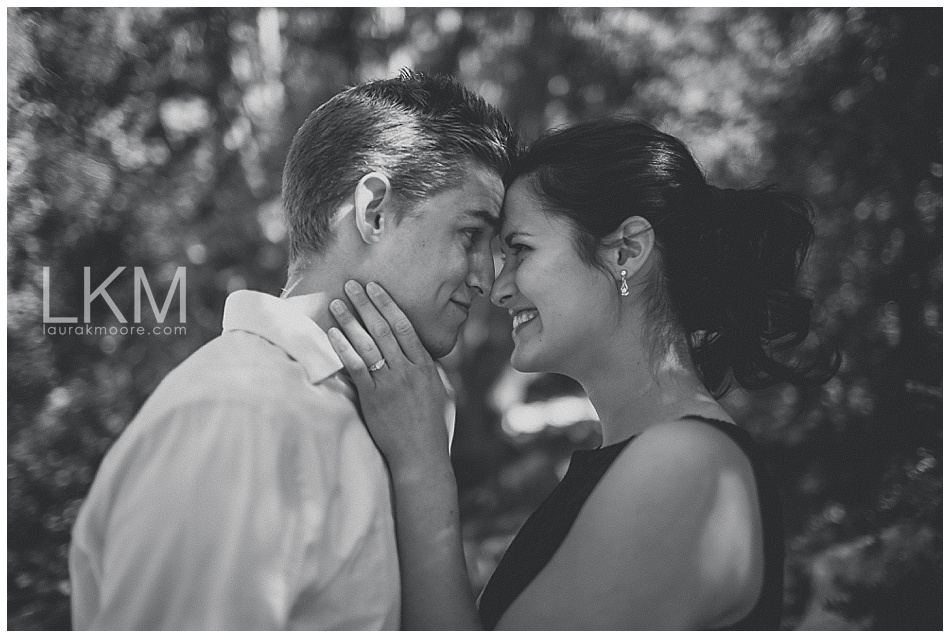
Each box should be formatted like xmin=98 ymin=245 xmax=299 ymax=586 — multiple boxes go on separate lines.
xmin=576 ymin=414 xmax=740 ymax=456
xmin=571 ymin=434 xmax=637 ymax=461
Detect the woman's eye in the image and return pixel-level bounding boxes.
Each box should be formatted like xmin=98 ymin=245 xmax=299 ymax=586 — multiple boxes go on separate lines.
xmin=499 ymin=244 xmax=527 ymax=267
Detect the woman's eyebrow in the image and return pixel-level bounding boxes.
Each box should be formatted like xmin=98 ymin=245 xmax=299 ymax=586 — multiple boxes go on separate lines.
xmin=503 ymin=230 xmax=529 ymax=247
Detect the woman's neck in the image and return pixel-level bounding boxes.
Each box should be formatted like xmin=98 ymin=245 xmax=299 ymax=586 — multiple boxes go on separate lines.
xmin=579 ymin=338 xmax=725 ymax=446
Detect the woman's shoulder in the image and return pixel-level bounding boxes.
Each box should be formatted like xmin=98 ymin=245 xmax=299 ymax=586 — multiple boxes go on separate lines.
xmin=584 ymin=415 xmax=761 ymax=545
xmin=553 ymin=415 xmax=764 ymax=628
xmin=617 ymin=415 xmax=752 ymax=480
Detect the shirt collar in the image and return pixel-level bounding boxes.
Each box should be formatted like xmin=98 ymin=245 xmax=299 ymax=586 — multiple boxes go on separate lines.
xmin=221 ymin=290 xmax=344 ymax=385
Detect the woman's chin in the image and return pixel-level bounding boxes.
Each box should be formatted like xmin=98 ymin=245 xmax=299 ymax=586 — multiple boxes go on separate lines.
xmin=510 ymin=360 xmax=530 ymax=373
xmin=509 ymin=348 xmax=543 ymax=374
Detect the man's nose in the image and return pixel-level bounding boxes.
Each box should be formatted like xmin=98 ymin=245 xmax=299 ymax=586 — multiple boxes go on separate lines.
xmin=466 ymin=248 xmax=495 ymax=297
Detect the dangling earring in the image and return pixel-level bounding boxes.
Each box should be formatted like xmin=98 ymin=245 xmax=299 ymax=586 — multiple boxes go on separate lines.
xmin=619 ymin=270 xmax=630 ymax=297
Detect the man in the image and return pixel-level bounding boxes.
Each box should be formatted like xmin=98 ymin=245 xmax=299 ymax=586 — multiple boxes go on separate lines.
xmin=69 ymin=70 xmax=517 ymax=630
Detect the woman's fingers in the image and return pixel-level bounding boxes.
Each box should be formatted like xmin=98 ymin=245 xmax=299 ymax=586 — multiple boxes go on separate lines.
xmin=365 ymin=281 xmax=430 ymax=365
xmin=329 ymin=280 xmax=427 ymax=370
xmin=329 ymin=295 xmax=386 ymax=370
xmin=340 ymin=280 xmax=407 ymax=364
xmin=327 ymin=327 xmax=374 ymax=388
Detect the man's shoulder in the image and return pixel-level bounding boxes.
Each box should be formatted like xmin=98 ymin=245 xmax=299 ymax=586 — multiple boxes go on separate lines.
xmin=133 ymin=330 xmax=355 ymax=433
xmin=165 ymin=330 xmax=308 ymax=397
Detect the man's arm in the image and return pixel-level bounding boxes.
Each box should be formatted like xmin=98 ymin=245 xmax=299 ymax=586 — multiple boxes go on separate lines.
xmin=86 ymin=399 xmax=327 ymax=630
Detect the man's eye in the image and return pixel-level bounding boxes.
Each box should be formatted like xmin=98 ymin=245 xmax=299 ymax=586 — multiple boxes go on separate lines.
xmin=463 ymin=228 xmax=484 ymax=245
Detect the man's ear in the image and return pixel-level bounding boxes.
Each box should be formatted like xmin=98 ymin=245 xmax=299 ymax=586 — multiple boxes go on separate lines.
xmin=353 ymin=172 xmax=392 ymax=244
xmin=601 ymin=215 xmax=654 ymax=277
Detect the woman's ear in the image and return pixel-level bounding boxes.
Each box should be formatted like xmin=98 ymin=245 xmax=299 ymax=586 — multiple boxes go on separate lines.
xmin=353 ymin=172 xmax=392 ymax=244
xmin=602 ymin=215 xmax=654 ymax=277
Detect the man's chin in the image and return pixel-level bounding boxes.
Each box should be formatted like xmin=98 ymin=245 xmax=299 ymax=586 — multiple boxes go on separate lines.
xmin=420 ymin=331 xmax=460 ymax=360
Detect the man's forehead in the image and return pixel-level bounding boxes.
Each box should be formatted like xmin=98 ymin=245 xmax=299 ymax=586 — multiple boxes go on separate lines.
xmin=447 ymin=165 xmax=504 ymax=218
xmin=404 ymin=161 xmax=505 ymax=226
xmin=465 ymin=164 xmax=505 ymax=204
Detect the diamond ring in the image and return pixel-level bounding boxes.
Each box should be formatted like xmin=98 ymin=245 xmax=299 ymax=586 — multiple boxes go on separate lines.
xmin=368 ymin=359 xmax=386 ymax=372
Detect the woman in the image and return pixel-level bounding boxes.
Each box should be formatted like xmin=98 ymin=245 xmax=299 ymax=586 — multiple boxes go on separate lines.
xmin=326 ymin=118 xmax=836 ymax=629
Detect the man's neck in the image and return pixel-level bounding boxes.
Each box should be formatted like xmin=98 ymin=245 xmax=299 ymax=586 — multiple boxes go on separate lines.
xmin=281 ymin=258 xmax=355 ymax=334
xmin=283 ymin=290 xmax=338 ymax=334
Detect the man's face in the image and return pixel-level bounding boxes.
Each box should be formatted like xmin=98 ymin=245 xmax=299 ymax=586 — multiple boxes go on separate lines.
xmin=369 ymin=162 xmax=504 ymax=358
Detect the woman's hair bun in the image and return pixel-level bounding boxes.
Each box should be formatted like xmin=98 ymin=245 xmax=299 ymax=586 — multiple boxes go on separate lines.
xmin=680 ymin=185 xmax=838 ymax=394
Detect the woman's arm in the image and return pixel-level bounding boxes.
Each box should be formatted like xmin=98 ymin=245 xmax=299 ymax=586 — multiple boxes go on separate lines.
xmin=326 ymin=282 xmax=763 ymax=630
xmin=327 ymin=281 xmax=482 ymax=630
xmin=492 ymin=420 xmax=764 ymax=630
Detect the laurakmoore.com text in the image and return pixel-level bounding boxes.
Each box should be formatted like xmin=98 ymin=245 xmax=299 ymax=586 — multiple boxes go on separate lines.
xmin=42 ymin=324 xmax=187 ymax=336
xmin=42 ymin=266 xmax=187 ymax=336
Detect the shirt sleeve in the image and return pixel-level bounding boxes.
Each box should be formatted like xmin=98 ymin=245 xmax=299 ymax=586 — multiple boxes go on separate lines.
xmin=86 ymin=397 xmax=333 ymax=630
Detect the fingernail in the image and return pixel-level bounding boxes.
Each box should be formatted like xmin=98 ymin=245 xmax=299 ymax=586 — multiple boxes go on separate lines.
xmin=330 ymin=299 xmax=345 ymax=313
xmin=327 ymin=327 xmax=340 ymax=339
xmin=345 ymin=280 xmax=361 ymax=293
xmin=366 ymin=282 xmax=380 ymax=295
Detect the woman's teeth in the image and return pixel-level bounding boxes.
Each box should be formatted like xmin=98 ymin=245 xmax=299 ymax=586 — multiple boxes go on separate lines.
xmin=512 ymin=310 xmax=539 ymax=330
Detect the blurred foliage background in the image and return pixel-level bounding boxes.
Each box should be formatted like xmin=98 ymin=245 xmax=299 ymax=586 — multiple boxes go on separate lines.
xmin=7 ymin=8 xmax=942 ymax=630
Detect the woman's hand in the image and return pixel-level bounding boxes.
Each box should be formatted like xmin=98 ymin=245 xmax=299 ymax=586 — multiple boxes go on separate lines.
xmin=327 ymin=280 xmax=452 ymax=479
xmin=327 ymin=279 xmax=482 ymax=629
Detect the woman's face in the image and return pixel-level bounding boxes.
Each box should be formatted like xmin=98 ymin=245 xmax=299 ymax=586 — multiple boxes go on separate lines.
xmin=491 ymin=179 xmax=618 ymax=376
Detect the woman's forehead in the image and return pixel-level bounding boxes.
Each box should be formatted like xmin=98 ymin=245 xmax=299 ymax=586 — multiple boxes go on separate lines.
xmin=500 ymin=181 xmax=540 ymax=226
xmin=500 ymin=198 xmax=574 ymax=242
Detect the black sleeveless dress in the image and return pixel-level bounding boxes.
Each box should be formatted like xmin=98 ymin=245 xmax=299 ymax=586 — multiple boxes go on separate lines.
xmin=477 ymin=416 xmax=784 ymax=630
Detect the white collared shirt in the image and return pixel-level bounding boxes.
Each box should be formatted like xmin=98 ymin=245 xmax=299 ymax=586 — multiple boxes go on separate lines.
xmin=69 ymin=290 xmax=402 ymax=630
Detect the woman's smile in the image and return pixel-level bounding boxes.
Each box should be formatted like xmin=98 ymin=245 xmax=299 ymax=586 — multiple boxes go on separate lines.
xmin=511 ymin=308 xmax=539 ymax=334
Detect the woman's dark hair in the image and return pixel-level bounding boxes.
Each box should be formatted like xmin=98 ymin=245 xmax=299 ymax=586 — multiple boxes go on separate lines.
xmin=513 ymin=117 xmax=838 ymax=396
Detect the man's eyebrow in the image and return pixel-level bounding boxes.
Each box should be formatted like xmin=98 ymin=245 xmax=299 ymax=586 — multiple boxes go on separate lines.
xmin=463 ymin=209 xmax=501 ymax=232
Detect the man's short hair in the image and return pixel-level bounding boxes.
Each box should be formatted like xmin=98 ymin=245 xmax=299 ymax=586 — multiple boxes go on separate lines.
xmin=282 ymin=69 xmax=519 ymax=268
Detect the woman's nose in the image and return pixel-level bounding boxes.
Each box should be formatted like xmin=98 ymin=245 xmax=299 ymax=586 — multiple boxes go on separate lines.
xmin=490 ymin=265 xmax=515 ymax=308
